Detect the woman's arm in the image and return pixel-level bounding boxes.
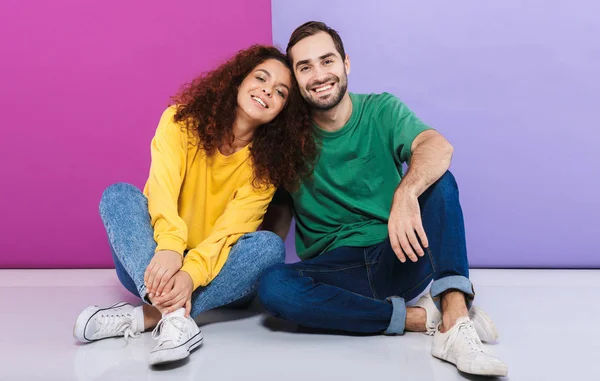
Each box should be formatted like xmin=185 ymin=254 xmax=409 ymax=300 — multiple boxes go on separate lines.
xmin=143 ymin=107 xmax=189 ymax=297
xmin=180 ymin=181 xmax=276 ymax=291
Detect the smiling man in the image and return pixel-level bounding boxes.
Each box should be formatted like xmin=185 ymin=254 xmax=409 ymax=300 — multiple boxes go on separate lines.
xmin=258 ymin=21 xmax=508 ymax=377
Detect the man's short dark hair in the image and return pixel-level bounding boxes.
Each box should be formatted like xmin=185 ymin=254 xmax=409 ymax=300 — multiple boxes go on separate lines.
xmin=286 ymin=21 xmax=346 ymax=65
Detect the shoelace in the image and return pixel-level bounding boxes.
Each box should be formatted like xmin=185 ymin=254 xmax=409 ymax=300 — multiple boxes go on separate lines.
xmin=425 ymin=318 xmax=438 ymax=335
xmin=454 ymin=320 xmax=486 ymax=354
xmin=151 ymin=316 xmax=187 ymax=345
xmin=96 ymin=313 xmax=141 ymax=342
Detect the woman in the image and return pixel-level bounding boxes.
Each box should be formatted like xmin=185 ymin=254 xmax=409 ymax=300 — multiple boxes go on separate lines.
xmin=72 ymin=45 xmax=317 ymax=365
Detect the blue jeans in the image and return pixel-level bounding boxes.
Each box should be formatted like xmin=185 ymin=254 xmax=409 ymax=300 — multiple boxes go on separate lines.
xmin=258 ymin=171 xmax=473 ymax=334
xmin=99 ymin=183 xmax=285 ymax=318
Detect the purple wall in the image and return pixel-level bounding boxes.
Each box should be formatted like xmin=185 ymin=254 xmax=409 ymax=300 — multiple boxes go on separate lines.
xmin=273 ymin=1 xmax=600 ymax=267
xmin=0 ymin=0 xmax=272 ymax=268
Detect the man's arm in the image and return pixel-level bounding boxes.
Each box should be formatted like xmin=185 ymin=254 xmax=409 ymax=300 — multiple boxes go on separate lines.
xmin=395 ymin=129 xmax=454 ymax=198
xmin=388 ymin=130 xmax=454 ymax=263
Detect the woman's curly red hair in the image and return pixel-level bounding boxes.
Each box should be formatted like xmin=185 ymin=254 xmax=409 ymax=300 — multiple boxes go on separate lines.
xmin=171 ymin=45 xmax=318 ymax=191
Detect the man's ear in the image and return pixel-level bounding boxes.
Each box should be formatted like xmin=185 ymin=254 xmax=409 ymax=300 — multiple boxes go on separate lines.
xmin=344 ymin=54 xmax=351 ymax=75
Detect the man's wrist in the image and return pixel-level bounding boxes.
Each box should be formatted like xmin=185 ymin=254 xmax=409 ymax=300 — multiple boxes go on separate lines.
xmin=394 ymin=183 xmax=418 ymax=202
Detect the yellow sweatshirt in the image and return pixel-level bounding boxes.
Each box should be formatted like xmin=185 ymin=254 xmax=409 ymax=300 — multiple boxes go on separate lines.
xmin=143 ymin=106 xmax=275 ymax=290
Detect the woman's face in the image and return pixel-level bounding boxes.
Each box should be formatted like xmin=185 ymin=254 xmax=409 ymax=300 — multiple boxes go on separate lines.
xmin=237 ymin=58 xmax=292 ymax=126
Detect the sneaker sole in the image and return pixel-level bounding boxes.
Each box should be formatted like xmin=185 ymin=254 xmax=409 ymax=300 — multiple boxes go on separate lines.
xmin=431 ymin=346 xmax=453 ymax=363
xmin=457 ymin=362 xmax=508 ymax=377
xmin=431 ymin=349 xmax=508 ymax=377
xmin=73 ymin=302 xmax=129 ymax=343
xmin=470 ymin=306 xmax=499 ymax=342
xmin=149 ymin=331 xmax=204 ymax=366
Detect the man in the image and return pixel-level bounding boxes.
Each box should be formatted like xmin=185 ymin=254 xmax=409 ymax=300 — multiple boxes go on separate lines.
xmin=258 ymin=21 xmax=508 ymax=377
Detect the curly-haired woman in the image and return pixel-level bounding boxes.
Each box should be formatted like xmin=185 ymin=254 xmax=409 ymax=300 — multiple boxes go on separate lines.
xmin=72 ymin=45 xmax=318 ymax=365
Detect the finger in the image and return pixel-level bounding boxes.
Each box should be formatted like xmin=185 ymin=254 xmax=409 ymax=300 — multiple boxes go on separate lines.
xmin=155 ymin=295 xmax=176 ymax=309
xmin=147 ymin=266 xmax=160 ymax=296
xmin=399 ymin=233 xmax=418 ymax=262
xmin=156 ymin=269 xmax=176 ymax=297
xmin=156 ymin=277 xmax=175 ymax=300
xmin=389 ymin=230 xmax=406 ymax=263
xmin=149 ymin=267 xmax=166 ymax=295
xmin=415 ymin=221 xmax=429 ymax=249
xmin=164 ymin=294 xmax=187 ymax=314
xmin=144 ymin=262 xmax=155 ymax=288
xmin=185 ymin=299 xmax=191 ymax=317
xmin=407 ymin=228 xmax=424 ymax=257
xmin=154 ymin=283 xmax=178 ymax=306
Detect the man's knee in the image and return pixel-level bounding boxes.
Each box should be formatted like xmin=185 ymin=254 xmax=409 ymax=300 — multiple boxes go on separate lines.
xmin=427 ymin=171 xmax=459 ymax=201
xmin=437 ymin=170 xmax=458 ymax=187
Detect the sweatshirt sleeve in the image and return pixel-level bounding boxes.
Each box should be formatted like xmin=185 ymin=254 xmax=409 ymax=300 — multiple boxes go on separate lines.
xmin=180 ymin=180 xmax=276 ymax=290
xmin=144 ymin=107 xmax=189 ymax=256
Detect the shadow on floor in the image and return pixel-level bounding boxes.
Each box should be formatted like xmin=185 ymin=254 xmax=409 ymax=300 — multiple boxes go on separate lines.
xmin=194 ymin=295 xmax=263 ymax=328
xmin=260 ymin=315 xmax=379 ymax=337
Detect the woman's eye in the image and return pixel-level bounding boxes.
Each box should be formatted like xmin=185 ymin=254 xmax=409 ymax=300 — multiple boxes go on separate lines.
xmin=256 ymin=76 xmax=266 ymax=82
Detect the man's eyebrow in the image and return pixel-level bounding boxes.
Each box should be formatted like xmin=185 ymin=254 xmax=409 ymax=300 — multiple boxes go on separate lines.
xmin=295 ymin=52 xmax=337 ymax=69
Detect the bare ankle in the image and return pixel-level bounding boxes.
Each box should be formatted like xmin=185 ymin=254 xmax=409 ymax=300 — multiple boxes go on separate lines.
xmin=440 ymin=290 xmax=469 ymax=332
xmin=405 ymin=306 xmax=427 ymax=332
xmin=142 ymin=304 xmax=162 ymax=330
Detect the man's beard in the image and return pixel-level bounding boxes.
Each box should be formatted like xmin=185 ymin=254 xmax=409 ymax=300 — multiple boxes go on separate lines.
xmin=302 ymin=73 xmax=348 ymax=111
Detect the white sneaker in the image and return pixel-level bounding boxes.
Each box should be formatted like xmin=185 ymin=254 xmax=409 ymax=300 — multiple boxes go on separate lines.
xmin=432 ymin=316 xmax=508 ymax=377
xmin=415 ymin=294 xmax=499 ymax=342
xmin=73 ymin=302 xmax=142 ymax=343
xmin=149 ymin=308 xmax=203 ymax=365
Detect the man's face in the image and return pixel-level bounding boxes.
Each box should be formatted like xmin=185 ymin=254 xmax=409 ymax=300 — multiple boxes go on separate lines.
xmin=290 ymin=32 xmax=350 ymax=111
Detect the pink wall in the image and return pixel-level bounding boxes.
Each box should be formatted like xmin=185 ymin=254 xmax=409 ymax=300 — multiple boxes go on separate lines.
xmin=0 ymin=0 xmax=273 ymax=268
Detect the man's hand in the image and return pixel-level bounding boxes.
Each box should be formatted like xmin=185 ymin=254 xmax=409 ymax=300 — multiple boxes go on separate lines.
xmin=144 ymin=250 xmax=182 ymax=298
xmin=388 ymin=189 xmax=429 ymax=263
xmin=153 ymin=271 xmax=193 ymax=317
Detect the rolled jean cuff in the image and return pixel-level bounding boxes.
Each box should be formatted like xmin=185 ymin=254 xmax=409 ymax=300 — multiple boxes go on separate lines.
xmin=138 ymin=284 xmax=152 ymax=305
xmin=431 ymin=275 xmax=475 ymax=310
xmin=384 ymin=296 xmax=406 ymax=335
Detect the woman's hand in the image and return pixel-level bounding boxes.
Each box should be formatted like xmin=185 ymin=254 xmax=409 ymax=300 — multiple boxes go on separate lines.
xmin=144 ymin=250 xmax=182 ymax=298
xmin=153 ymin=271 xmax=194 ymax=317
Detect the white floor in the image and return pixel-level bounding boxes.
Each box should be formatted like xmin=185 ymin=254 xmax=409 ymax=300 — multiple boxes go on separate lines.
xmin=1 ymin=269 xmax=599 ymax=381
